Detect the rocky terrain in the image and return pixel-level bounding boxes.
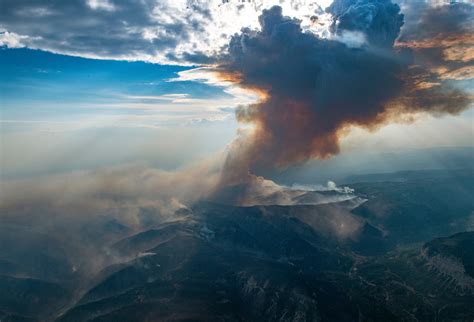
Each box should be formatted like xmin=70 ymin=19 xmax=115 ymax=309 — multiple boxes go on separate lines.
xmin=0 ymin=169 xmax=473 ymax=321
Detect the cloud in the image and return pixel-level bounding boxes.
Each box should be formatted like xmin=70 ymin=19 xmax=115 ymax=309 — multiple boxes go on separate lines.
xmin=169 ymin=67 xmax=261 ymax=107
xmin=0 ymin=0 xmax=335 ymax=65
xmin=398 ymin=1 xmax=473 ymax=43
xmin=396 ymin=2 xmax=474 ymax=82
xmin=1 ymin=1 xmax=471 ymax=69
xmin=0 ymin=0 xmax=207 ymax=64
xmin=440 ymin=66 xmax=474 ymax=81
xmin=121 ymin=93 xmax=189 ymax=102
xmin=86 ymin=0 xmax=115 ymax=11
xmin=0 ymin=29 xmax=28 ymax=48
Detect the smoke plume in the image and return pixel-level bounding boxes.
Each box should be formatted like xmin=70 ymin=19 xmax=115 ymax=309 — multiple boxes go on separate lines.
xmin=216 ymin=1 xmax=473 ymax=182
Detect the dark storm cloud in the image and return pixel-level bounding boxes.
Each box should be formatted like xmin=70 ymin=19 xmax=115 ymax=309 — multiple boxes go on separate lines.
xmin=217 ymin=2 xmax=473 ymax=181
xmin=0 ymin=0 xmax=212 ymax=64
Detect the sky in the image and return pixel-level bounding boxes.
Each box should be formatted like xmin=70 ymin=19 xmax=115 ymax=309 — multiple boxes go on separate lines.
xmin=0 ymin=0 xmax=473 ymax=183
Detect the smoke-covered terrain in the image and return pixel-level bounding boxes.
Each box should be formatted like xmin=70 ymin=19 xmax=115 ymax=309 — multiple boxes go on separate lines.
xmin=0 ymin=167 xmax=473 ymax=322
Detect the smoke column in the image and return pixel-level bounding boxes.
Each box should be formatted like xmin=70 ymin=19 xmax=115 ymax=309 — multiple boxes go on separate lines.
xmin=216 ymin=0 xmax=473 ymax=185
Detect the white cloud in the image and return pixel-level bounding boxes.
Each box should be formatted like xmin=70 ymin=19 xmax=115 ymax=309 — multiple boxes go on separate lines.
xmin=330 ymin=30 xmax=367 ymax=48
xmin=169 ymin=67 xmax=260 ymax=107
xmin=0 ymin=0 xmax=334 ymax=65
xmin=122 ymin=93 xmax=189 ymax=102
xmin=0 ymin=29 xmax=27 ymax=48
xmin=86 ymin=0 xmax=115 ymax=11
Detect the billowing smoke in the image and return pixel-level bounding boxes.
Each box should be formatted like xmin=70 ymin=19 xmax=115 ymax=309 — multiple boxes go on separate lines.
xmin=216 ymin=1 xmax=473 ymax=182
xmin=0 ymin=159 xmax=223 ymax=227
xmin=0 ymin=159 xmax=223 ymax=273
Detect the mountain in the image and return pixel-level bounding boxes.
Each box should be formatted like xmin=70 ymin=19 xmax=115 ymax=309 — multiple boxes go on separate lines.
xmin=351 ymin=232 xmax=474 ymax=321
xmin=57 ymin=202 xmax=474 ymax=322
xmin=57 ymin=203 xmax=349 ymax=321
xmin=349 ymin=168 xmax=473 ymax=245
xmin=1 ymin=169 xmax=473 ymax=321
xmin=423 ymin=232 xmax=474 ymax=287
